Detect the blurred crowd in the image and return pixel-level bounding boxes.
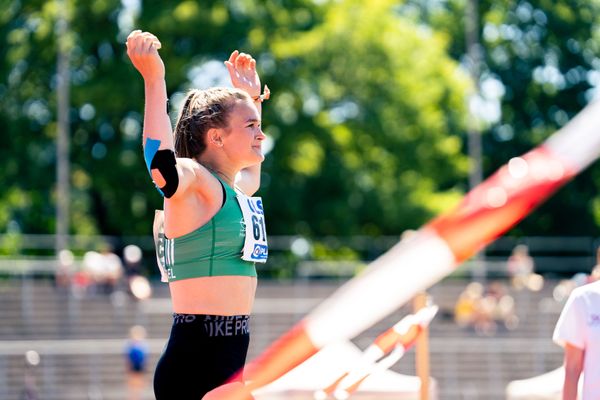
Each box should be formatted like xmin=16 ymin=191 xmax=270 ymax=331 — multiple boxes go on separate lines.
xmin=553 ymin=246 xmax=600 ymax=303
xmin=53 ymin=244 xmax=152 ymax=301
xmin=454 ymin=280 xmax=518 ymax=335
xmin=453 ymin=244 xmax=600 ymax=336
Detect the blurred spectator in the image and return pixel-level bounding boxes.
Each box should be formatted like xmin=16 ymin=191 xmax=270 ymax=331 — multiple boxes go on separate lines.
xmin=473 ymin=292 xmax=497 ymax=336
xmin=100 ymin=245 xmax=124 ymax=294
xmin=486 ymin=281 xmax=518 ymax=332
xmin=21 ymin=350 xmax=40 ymax=400
xmin=552 ymin=250 xmax=600 ymax=305
xmin=455 ymin=281 xmax=518 ymax=335
xmin=82 ymin=250 xmax=103 ymax=295
xmin=82 ymin=245 xmax=124 ymax=295
xmin=71 ymin=265 xmax=92 ymax=299
xmin=123 ymin=244 xmax=152 ymax=300
xmin=553 ymin=279 xmax=578 ymax=304
xmin=454 ymin=282 xmax=483 ymax=329
xmin=123 ymin=244 xmax=143 ymax=278
xmin=125 ymin=325 xmax=149 ymax=400
xmin=553 ymin=273 xmax=588 ymax=305
xmin=507 ymin=244 xmax=544 ymax=291
xmin=54 ymin=249 xmax=74 ymax=292
xmin=507 ymin=244 xmax=533 ymax=289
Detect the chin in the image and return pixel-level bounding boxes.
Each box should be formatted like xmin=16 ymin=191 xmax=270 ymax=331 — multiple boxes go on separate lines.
xmin=252 ymin=150 xmax=265 ymax=162
xmin=242 ymin=154 xmax=264 ymax=168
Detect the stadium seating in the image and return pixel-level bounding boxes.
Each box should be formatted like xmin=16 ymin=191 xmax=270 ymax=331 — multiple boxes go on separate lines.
xmin=0 ymin=278 xmax=564 ymax=400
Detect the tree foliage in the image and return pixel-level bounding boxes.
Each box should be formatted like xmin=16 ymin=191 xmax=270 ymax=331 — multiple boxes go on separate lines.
xmin=2 ymin=0 xmax=598 ymax=241
xmin=404 ymin=0 xmax=600 ymax=235
xmin=262 ymin=0 xmax=470 ymax=235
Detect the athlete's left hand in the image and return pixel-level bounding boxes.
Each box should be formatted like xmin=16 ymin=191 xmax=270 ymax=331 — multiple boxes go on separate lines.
xmin=225 ymin=51 xmax=268 ymax=101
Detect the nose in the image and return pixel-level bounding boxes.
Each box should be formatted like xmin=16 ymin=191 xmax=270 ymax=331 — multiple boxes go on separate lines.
xmin=256 ymin=129 xmax=266 ymax=141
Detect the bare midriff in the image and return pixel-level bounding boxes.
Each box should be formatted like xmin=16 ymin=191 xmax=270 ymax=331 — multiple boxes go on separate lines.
xmin=169 ymin=275 xmax=257 ymax=315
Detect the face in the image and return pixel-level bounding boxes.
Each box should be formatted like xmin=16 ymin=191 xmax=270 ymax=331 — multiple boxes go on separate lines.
xmin=221 ymin=99 xmax=266 ymax=168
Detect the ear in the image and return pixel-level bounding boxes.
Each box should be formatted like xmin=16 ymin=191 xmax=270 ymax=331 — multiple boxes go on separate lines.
xmin=207 ymin=128 xmax=224 ymax=148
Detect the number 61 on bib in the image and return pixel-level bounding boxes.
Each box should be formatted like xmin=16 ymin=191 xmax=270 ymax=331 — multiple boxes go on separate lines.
xmin=237 ymin=195 xmax=268 ymax=263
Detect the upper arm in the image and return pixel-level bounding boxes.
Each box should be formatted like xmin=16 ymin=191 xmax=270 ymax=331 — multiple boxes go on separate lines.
xmin=553 ymin=292 xmax=586 ymax=349
xmin=564 ymin=342 xmax=584 ymax=376
xmin=168 ymin=158 xmax=215 ymax=200
xmin=235 ymin=164 xmax=262 ymax=196
xmin=141 ymin=79 xmax=180 ymax=197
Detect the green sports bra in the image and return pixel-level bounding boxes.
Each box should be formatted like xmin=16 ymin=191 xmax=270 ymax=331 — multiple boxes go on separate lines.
xmin=154 ymin=177 xmax=258 ymax=282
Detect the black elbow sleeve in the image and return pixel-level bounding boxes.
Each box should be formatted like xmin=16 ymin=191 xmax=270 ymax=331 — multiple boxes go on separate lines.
xmin=150 ymin=150 xmax=179 ymax=198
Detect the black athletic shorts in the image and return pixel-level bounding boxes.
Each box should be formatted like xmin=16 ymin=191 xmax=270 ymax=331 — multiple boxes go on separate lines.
xmin=153 ymin=313 xmax=251 ymax=400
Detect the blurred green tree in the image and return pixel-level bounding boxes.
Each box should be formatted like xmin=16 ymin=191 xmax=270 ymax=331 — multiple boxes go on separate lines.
xmin=404 ymin=0 xmax=600 ymax=235
xmin=261 ymin=0 xmax=471 ymax=235
xmin=0 ymin=0 xmax=471 ymax=239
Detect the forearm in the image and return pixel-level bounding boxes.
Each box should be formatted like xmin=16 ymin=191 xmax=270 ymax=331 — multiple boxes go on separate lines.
xmin=143 ymin=79 xmax=173 ymax=149
xmin=562 ymin=343 xmax=584 ymax=400
xmin=239 ymin=98 xmax=263 ymax=193
xmin=562 ymin=371 xmax=580 ymax=400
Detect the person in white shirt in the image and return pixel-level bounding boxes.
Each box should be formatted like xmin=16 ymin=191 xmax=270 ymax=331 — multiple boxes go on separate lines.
xmin=553 ymin=263 xmax=600 ymax=400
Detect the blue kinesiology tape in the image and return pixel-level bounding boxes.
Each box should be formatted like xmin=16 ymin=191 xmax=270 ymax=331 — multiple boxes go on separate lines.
xmin=144 ymin=138 xmax=161 ymax=174
xmin=143 ymin=138 xmax=165 ymax=196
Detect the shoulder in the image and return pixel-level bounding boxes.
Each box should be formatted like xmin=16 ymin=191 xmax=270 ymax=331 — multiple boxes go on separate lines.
xmin=588 ymin=279 xmax=600 ymax=291
xmin=176 ymin=157 xmax=205 ymax=172
xmin=575 ymin=281 xmax=600 ymax=305
xmin=572 ymin=280 xmax=600 ymax=298
xmin=561 ymin=281 xmax=600 ymax=316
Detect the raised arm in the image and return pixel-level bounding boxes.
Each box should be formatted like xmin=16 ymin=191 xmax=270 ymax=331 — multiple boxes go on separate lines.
xmin=225 ymin=51 xmax=270 ymax=196
xmin=126 ymin=31 xmax=172 ymax=150
xmin=126 ymin=30 xmax=201 ymax=199
xmin=126 ymin=31 xmax=176 ymax=194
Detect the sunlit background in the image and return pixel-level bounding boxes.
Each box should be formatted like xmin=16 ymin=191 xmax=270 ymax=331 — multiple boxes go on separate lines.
xmin=2 ymin=0 xmax=600 ymax=399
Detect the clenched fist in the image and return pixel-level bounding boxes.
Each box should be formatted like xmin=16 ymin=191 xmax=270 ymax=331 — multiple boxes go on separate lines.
xmin=126 ymin=30 xmax=164 ymax=84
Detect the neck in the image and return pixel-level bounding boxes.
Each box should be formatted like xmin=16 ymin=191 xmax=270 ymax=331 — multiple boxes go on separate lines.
xmin=198 ymin=157 xmax=238 ymax=187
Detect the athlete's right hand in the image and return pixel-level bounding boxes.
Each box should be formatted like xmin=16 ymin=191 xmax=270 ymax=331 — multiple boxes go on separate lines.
xmin=126 ymin=30 xmax=164 ymax=84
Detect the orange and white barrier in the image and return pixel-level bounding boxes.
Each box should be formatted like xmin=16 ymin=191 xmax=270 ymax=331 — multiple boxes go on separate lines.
xmin=313 ymin=305 xmax=438 ymax=399
xmin=217 ymin=101 xmax=600 ymax=400
xmin=333 ymin=345 xmax=409 ymax=400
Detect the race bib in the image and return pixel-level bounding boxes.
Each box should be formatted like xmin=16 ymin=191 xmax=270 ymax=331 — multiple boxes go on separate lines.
xmin=152 ymin=210 xmax=172 ymax=282
xmin=236 ymin=195 xmax=268 ymax=263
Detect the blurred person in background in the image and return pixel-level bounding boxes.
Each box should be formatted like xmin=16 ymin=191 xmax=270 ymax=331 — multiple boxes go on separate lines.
xmin=123 ymin=244 xmax=152 ymax=300
xmin=82 ymin=245 xmax=123 ymax=295
xmin=81 ymin=250 xmax=101 ymax=296
xmin=454 ymin=281 xmax=483 ymax=330
xmin=21 ymin=351 xmax=40 ymax=400
xmin=54 ymin=249 xmax=74 ymax=292
xmin=553 ymin=247 xmax=600 ymax=305
xmin=455 ymin=281 xmax=518 ymax=335
xmin=99 ymin=244 xmax=124 ymax=294
xmin=125 ymin=325 xmax=149 ymax=400
xmin=123 ymin=244 xmax=144 ymax=278
xmin=486 ymin=280 xmax=518 ymax=332
xmin=508 ymin=244 xmax=534 ymax=290
xmin=127 ymin=29 xmax=269 ymax=400
xmin=553 ymin=249 xmax=600 ymax=400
